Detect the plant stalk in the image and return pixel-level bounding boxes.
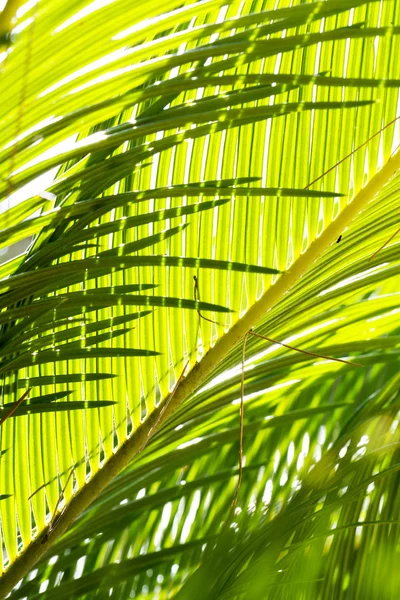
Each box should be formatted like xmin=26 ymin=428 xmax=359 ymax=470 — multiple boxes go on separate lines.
xmin=0 ymin=0 xmax=24 ymax=38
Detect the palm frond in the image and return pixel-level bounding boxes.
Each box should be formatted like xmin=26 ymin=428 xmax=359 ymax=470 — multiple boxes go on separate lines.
xmin=1 ymin=0 xmax=400 ymax=597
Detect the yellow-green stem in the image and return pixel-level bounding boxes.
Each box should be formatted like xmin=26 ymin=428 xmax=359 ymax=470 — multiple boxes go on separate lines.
xmin=0 ymin=0 xmax=24 ymax=38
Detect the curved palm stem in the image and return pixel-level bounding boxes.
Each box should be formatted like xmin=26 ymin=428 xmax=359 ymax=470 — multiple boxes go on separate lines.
xmin=0 ymin=0 xmax=24 ymax=38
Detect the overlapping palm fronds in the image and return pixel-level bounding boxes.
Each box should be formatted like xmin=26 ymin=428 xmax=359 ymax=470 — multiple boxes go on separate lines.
xmin=0 ymin=0 xmax=400 ymax=597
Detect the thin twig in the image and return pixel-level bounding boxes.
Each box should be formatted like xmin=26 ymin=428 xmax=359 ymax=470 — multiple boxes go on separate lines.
xmin=223 ymin=330 xmax=252 ymax=529
xmin=193 ymin=275 xmax=218 ymax=325
xmin=369 ymin=225 xmax=400 ymax=263
xmin=304 ymin=115 xmax=400 ymax=190
xmin=41 ymin=467 xmax=75 ymax=544
xmin=305 ymin=117 xmax=400 ymax=261
xmin=367 ymin=140 xmax=400 ymax=261
xmin=223 ymin=325 xmax=361 ymax=529
xmin=28 ymin=482 xmax=46 ymax=500
xmin=0 ymin=388 xmax=31 ymax=426
xmin=249 ymin=330 xmax=363 ymax=367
